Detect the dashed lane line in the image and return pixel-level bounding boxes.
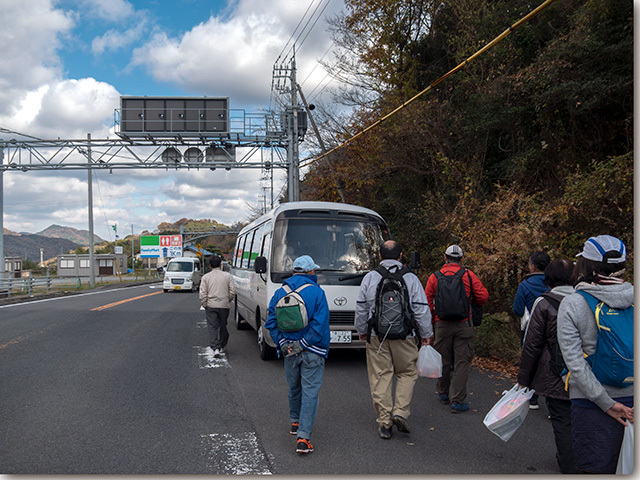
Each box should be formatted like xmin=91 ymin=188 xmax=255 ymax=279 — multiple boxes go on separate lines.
xmin=90 ymin=291 xmax=164 ymax=311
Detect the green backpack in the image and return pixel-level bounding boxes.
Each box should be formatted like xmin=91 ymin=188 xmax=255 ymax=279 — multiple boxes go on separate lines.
xmin=275 ymin=284 xmax=312 ymax=332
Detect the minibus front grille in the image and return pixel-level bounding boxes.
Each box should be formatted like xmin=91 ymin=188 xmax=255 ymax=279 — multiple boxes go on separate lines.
xmin=329 ymin=311 xmax=355 ymax=326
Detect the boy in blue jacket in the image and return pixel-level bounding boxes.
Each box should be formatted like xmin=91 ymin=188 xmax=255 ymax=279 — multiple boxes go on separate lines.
xmin=513 ymin=250 xmax=550 ymax=408
xmin=266 ymin=255 xmax=330 ymax=454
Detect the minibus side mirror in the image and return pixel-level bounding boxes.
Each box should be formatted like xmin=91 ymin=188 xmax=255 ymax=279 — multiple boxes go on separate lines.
xmin=254 ymin=256 xmax=267 ymax=274
xmin=409 ymin=251 xmax=421 ymax=271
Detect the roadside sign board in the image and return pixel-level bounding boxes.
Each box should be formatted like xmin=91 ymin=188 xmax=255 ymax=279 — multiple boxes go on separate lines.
xmin=141 ymin=235 xmax=183 ymax=258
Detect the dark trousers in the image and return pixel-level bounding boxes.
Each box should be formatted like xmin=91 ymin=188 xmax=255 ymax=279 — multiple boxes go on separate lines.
xmin=571 ymin=401 xmax=629 ymax=474
xmin=546 ymin=397 xmax=579 ymax=474
xmin=205 ymin=307 xmax=229 ymax=349
xmin=434 ymin=321 xmax=474 ymax=404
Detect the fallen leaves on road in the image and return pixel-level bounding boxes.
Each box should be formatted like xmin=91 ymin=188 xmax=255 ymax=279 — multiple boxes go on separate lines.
xmin=472 ymin=356 xmax=518 ymax=379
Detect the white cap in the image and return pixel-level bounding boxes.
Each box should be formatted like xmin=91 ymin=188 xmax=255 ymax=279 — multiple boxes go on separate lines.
xmin=445 ymin=245 xmax=463 ymax=257
xmin=577 ymin=235 xmax=626 ymax=264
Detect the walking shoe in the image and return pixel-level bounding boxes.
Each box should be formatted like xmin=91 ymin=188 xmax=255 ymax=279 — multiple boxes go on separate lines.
xmin=529 ymin=403 xmax=540 ymax=410
xmin=437 ymin=392 xmax=450 ymax=404
xmin=290 ymin=422 xmax=299 ymax=435
xmin=378 ymin=425 xmax=392 ymax=439
xmin=451 ymin=402 xmax=470 ymax=414
xmin=392 ymin=415 xmax=410 ymax=433
xmin=213 ymin=348 xmax=221 ymax=358
xmin=296 ymin=438 xmax=314 ymax=453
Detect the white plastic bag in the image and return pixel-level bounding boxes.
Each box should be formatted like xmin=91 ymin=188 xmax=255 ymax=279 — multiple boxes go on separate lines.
xmin=416 ymin=345 xmax=442 ymax=378
xmin=483 ymin=384 xmax=534 ymax=442
xmin=616 ymin=421 xmax=634 ymax=474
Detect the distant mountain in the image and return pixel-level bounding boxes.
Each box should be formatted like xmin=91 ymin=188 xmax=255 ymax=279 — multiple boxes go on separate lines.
xmin=3 ymin=227 xmax=20 ymax=236
xmin=4 ymin=234 xmax=79 ymax=263
xmin=36 ymin=225 xmax=105 ymax=245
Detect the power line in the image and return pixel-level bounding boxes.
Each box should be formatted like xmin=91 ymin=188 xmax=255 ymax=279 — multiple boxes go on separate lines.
xmin=306 ymin=0 xmax=561 ymax=167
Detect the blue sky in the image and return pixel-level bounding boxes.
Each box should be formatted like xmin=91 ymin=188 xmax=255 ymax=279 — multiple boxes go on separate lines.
xmin=0 ymin=0 xmax=345 ymax=242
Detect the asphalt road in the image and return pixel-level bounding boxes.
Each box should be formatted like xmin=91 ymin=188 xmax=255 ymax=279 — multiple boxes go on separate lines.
xmin=0 ymin=283 xmax=559 ymax=475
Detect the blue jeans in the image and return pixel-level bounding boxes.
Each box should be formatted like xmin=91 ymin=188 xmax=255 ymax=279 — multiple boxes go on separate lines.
xmin=284 ymin=350 xmax=325 ymax=440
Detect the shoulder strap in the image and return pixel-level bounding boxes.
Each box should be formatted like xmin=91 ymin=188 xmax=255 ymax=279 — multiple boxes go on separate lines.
xmin=576 ymin=290 xmax=600 ymax=310
xmin=282 ymin=285 xmax=292 ymax=294
xmin=294 ymin=283 xmax=313 ymax=294
xmin=375 ymin=265 xmax=390 ymax=278
xmin=541 ymin=292 xmax=561 ymax=310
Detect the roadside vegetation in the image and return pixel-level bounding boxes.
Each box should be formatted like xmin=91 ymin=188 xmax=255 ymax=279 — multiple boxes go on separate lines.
xmin=299 ymin=0 xmax=632 ymax=366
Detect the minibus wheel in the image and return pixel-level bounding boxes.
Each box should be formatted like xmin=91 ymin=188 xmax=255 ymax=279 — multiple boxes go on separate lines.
xmin=258 ymin=325 xmax=277 ymax=361
xmin=234 ymin=299 xmax=249 ymax=330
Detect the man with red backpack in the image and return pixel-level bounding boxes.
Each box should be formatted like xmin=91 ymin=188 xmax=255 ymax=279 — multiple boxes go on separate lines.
xmin=425 ymin=245 xmax=489 ymax=413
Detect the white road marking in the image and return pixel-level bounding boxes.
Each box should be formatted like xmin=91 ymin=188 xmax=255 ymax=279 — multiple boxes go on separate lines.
xmin=0 ymin=283 xmax=160 ymax=309
xmin=197 ymin=319 xmax=207 ymax=328
xmin=196 ymin=346 xmax=230 ymax=369
xmin=200 ymin=432 xmax=272 ymax=475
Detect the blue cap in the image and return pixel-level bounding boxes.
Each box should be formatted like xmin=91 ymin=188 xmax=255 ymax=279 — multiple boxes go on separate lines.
xmin=292 ymin=255 xmax=320 ymax=273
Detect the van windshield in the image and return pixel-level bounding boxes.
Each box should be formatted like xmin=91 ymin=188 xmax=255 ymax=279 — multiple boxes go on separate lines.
xmin=271 ymin=218 xmax=389 ymax=279
xmin=167 ymin=261 xmax=194 ymax=272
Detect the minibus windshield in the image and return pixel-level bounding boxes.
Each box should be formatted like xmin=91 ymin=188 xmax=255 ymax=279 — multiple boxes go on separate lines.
xmin=271 ymin=218 xmax=389 ymax=276
xmin=167 ymin=261 xmax=193 ymax=272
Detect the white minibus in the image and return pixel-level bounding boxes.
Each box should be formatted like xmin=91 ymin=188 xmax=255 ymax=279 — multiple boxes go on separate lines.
xmin=231 ymin=201 xmax=391 ymax=360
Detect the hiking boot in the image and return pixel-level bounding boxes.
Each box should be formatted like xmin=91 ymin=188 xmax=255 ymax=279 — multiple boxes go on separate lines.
xmin=290 ymin=422 xmax=299 ymax=435
xmin=437 ymin=392 xmax=450 ymax=404
xmin=392 ymin=415 xmax=410 ymax=433
xmin=378 ymin=425 xmax=392 ymax=439
xmin=296 ymin=438 xmax=314 ymax=453
xmin=451 ymin=402 xmax=470 ymax=414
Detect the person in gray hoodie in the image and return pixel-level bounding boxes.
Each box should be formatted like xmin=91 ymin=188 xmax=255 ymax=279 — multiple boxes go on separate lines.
xmin=557 ymin=235 xmax=634 ymax=474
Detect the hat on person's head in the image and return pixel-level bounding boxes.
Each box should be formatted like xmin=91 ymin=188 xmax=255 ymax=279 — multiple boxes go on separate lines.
xmin=445 ymin=245 xmax=463 ymax=257
xmin=292 ymin=255 xmax=320 ymax=273
xmin=577 ymin=235 xmax=626 ymax=264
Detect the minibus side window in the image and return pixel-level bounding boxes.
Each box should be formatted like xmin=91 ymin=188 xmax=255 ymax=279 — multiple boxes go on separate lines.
xmin=248 ymin=224 xmax=264 ymax=268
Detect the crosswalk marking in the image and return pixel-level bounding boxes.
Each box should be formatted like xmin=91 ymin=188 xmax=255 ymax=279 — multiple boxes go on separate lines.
xmin=200 ymin=432 xmax=272 ymax=475
xmin=195 ymin=346 xmax=230 ymax=369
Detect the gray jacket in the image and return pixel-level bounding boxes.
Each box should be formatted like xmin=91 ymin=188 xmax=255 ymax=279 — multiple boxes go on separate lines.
xmin=557 ymin=281 xmax=634 ymax=412
xmin=199 ymin=268 xmax=235 ymax=309
xmin=354 ymin=259 xmax=433 ymax=339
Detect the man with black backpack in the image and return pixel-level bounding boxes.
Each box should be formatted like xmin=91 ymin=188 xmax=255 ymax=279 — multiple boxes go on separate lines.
xmin=425 ymin=245 xmax=488 ymax=413
xmin=354 ymin=240 xmax=433 ymax=440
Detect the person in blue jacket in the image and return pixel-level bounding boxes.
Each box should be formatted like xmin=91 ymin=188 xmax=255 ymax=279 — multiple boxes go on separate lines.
xmin=513 ymin=250 xmax=550 ymax=409
xmin=266 ymin=255 xmax=330 ymax=455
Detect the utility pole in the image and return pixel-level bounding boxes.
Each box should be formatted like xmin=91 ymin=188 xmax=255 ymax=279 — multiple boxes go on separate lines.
xmin=87 ymin=133 xmax=95 ymax=287
xmin=0 ymin=146 xmax=4 ymax=282
xmin=131 ymin=224 xmax=134 ymax=271
xmin=287 ymin=49 xmax=300 ymax=202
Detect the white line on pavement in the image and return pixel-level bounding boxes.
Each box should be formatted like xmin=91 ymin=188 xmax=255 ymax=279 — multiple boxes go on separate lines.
xmin=196 ymin=346 xmax=230 ymax=369
xmin=200 ymin=432 xmax=272 ymax=475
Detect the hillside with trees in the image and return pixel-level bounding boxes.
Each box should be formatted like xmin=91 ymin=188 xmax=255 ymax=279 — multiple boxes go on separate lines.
xmin=300 ymin=0 xmax=632 ymax=315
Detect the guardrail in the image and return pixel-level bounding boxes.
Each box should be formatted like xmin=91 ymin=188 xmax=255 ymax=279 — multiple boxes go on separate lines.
xmin=0 ymin=272 xmax=53 ymax=297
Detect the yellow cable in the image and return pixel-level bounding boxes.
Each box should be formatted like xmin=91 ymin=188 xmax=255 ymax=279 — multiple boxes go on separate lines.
xmin=305 ymin=0 xmax=560 ymax=168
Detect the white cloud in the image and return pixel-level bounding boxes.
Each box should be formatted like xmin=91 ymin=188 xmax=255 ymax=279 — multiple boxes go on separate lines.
xmin=92 ymin=20 xmax=148 ymax=54
xmin=129 ymin=0 xmax=341 ymax=107
xmin=79 ymin=0 xmax=135 ymax=22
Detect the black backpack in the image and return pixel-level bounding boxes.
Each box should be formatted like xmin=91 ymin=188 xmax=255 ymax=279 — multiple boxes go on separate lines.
xmin=368 ymin=266 xmax=415 ymax=342
xmin=542 ymin=294 xmax=567 ymax=378
xmin=434 ymin=269 xmax=470 ymax=321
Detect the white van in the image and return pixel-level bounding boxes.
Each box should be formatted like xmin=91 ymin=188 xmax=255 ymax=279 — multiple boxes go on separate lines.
xmin=231 ymin=201 xmax=391 ymax=360
xmin=163 ymin=257 xmax=202 ymax=292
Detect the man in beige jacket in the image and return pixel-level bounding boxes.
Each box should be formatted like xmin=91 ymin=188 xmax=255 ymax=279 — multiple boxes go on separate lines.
xmin=199 ymin=255 xmax=235 ymax=357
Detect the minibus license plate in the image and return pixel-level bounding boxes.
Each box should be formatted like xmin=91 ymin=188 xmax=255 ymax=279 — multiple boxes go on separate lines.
xmin=330 ymin=331 xmax=351 ymax=344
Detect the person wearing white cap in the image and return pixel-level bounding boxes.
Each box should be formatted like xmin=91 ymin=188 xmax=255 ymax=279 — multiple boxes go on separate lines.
xmin=557 ymin=235 xmax=634 ymax=473
xmin=265 ymin=255 xmax=330 ymax=454
xmin=425 ymin=244 xmax=489 ymax=413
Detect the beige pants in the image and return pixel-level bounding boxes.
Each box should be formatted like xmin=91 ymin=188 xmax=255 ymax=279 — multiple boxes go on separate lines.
xmin=366 ymin=336 xmax=419 ymax=428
